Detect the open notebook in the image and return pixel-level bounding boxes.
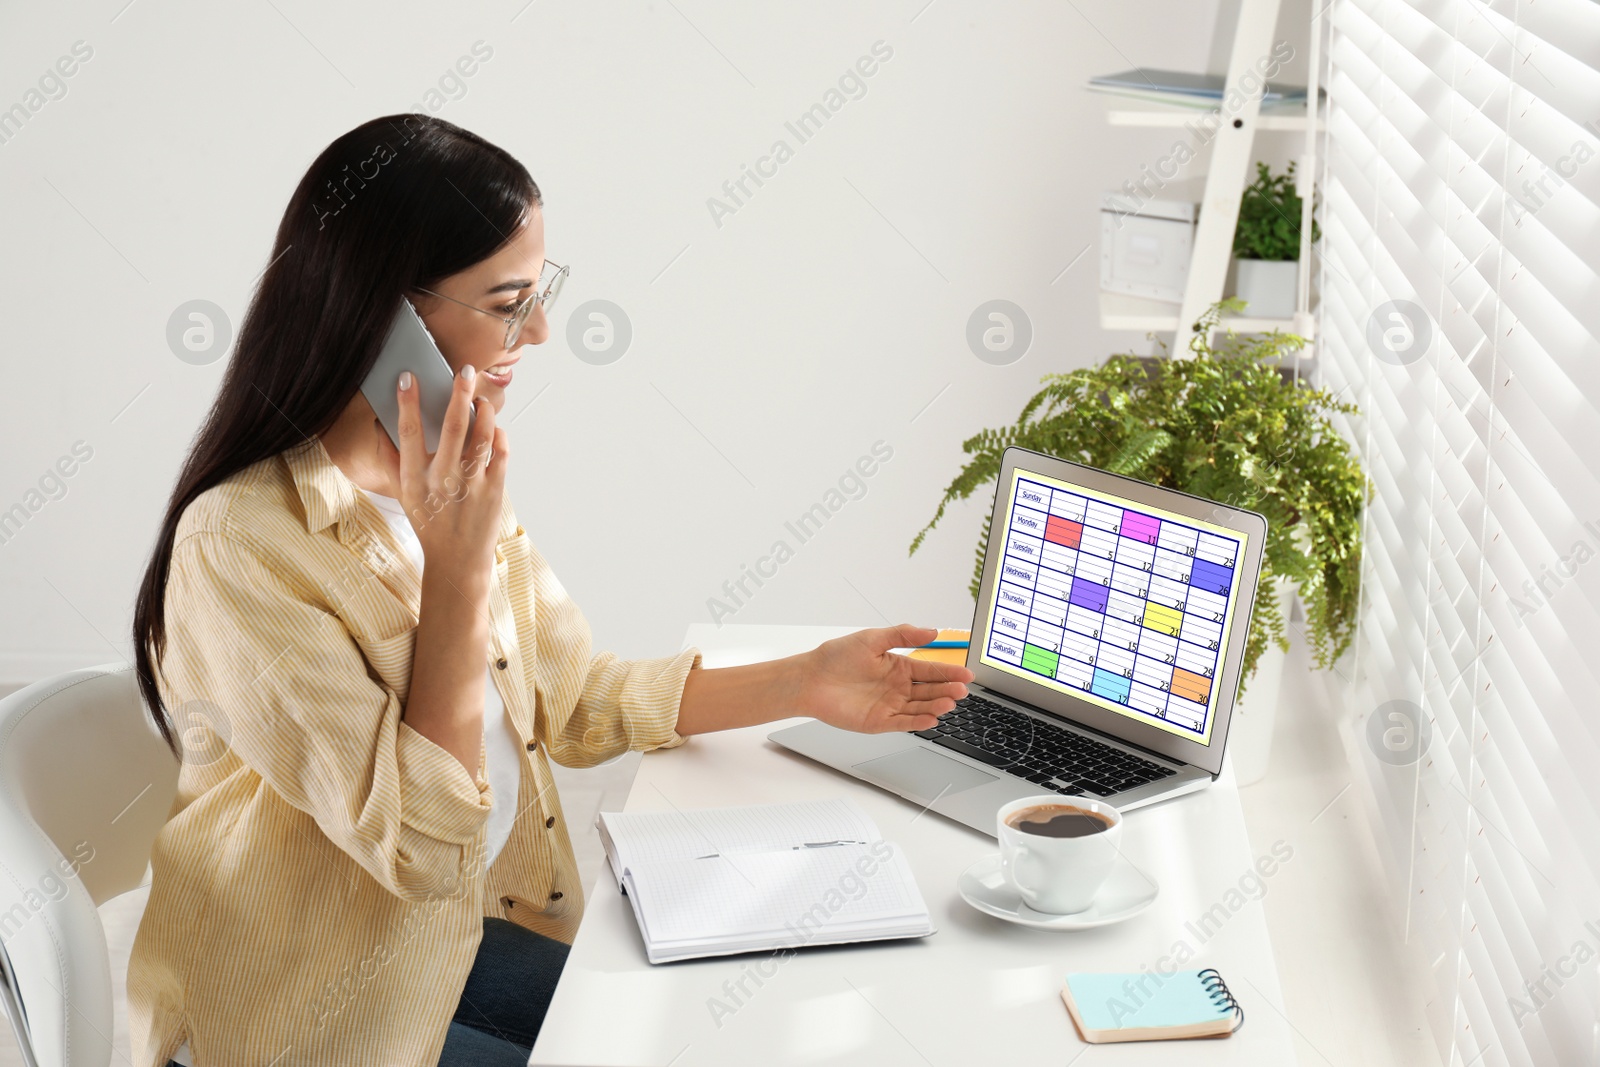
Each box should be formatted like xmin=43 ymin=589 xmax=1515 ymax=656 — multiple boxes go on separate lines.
xmin=598 ymin=798 xmax=934 ymax=964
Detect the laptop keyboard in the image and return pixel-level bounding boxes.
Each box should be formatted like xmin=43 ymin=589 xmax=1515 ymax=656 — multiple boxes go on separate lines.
xmin=914 ymin=695 xmax=1178 ymax=797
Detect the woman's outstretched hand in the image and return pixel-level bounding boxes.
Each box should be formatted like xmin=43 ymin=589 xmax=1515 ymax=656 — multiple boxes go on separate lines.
xmin=799 ymin=624 xmax=974 ymax=734
xmin=674 ymin=624 xmax=975 ymax=737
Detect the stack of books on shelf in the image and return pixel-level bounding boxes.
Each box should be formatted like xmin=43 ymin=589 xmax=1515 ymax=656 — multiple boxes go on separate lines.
xmin=1087 ymin=68 xmax=1309 ymax=110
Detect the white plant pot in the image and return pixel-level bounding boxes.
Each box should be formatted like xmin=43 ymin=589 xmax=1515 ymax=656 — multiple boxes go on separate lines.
xmin=1228 ymin=577 xmax=1295 ymax=787
xmin=1233 ymin=259 xmax=1298 ymax=319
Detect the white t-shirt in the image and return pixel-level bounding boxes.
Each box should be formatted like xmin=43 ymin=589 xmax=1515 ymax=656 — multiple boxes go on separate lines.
xmin=360 ymin=489 xmax=522 ymax=868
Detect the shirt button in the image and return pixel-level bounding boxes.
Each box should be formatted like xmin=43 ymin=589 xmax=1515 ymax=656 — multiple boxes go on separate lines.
xmin=549 ymin=890 xmax=563 ymax=901
xmin=545 ymin=816 xmax=555 ymax=829
xmin=496 ymin=658 xmax=508 ymax=670
xmin=526 ymin=739 xmax=538 ymax=752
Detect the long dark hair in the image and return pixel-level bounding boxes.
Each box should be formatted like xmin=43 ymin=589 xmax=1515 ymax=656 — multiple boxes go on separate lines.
xmin=133 ymin=114 xmax=540 ymax=754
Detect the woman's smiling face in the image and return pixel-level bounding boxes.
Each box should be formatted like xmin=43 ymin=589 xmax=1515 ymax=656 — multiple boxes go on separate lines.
xmin=410 ymin=206 xmax=551 ymax=413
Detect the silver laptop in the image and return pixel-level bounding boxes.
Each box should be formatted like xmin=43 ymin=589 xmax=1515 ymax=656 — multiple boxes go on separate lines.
xmin=770 ymin=447 xmax=1269 ymax=836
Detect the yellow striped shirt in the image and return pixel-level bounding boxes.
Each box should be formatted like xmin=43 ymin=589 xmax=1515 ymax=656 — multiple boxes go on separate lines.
xmin=127 ymin=437 xmax=700 ymax=1066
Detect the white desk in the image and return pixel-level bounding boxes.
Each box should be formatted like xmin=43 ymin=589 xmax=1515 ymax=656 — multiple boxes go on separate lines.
xmin=531 ymin=625 xmax=1298 ymax=1066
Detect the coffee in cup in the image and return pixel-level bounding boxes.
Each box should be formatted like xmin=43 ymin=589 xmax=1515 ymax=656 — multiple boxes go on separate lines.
xmin=1005 ymin=803 xmax=1115 ymax=839
xmin=996 ymin=795 xmax=1122 ymax=914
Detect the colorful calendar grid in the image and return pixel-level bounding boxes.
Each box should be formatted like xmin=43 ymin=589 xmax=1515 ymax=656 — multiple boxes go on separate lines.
xmin=982 ymin=472 xmax=1247 ymax=745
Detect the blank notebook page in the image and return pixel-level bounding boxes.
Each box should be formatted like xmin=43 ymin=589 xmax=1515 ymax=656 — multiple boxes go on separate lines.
xmin=631 ymin=843 xmax=922 ymax=945
xmin=602 ymin=797 xmax=881 ymax=885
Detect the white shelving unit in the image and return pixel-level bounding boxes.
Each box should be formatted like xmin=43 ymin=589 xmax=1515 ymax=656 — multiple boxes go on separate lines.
xmin=1101 ymin=96 xmax=1323 ymax=132
xmin=1095 ymin=0 xmax=1323 ymax=357
xmin=1098 ymin=291 xmax=1312 ymax=335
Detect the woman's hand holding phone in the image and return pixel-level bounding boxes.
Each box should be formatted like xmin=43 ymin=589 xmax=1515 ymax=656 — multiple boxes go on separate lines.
xmin=375 ymin=362 xmax=510 ymax=774
xmin=379 ymin=363 xmax=509 ymax=588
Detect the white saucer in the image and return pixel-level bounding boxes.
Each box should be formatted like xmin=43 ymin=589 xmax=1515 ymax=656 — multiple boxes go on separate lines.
xmin=957 ymin=852 xmax=1159 ymax=930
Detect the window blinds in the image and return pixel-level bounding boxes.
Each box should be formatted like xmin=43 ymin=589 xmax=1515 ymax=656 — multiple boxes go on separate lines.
xmin=1318 ymin=0 xmax=1600 ymax=1063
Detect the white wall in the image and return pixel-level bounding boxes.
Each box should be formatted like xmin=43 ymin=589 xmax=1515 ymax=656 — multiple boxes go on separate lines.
xmin=0 ymin=0 xmax=1230 ymax=679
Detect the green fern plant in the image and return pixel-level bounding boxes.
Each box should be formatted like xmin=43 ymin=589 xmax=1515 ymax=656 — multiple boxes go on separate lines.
xmin=910 ymin=301 xmax=1368 ymax=687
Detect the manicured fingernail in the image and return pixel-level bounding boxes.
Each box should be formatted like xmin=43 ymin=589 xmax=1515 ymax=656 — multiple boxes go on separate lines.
xmin=460 ymin=364 xmax=476 ymax=383
xmin=398 ymin=371 xmax=413 ymax=391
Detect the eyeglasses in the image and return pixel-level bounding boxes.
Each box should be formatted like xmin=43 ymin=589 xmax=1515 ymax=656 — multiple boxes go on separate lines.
xmin=414 ymin=259 xmax=569 ymax=350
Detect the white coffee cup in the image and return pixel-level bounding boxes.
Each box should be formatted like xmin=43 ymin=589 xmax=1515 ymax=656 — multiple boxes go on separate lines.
xmin=996 ymin=795 xmax=1123 ymax=914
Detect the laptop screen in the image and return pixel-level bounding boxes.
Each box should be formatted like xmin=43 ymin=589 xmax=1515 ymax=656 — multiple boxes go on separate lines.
xmin=979 ymin=465 xmax=1252 ymax=748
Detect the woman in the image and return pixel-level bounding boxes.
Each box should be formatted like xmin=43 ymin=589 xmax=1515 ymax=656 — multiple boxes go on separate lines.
xmin=126 ymin=113 xmax=972 ymax=1067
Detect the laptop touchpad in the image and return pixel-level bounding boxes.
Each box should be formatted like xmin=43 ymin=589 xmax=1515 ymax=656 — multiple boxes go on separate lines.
xmin=852 ymin=747 xmax=998 ymax=802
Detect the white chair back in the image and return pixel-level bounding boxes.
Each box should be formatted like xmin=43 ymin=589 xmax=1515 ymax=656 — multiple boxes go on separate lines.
xmin=0 ymin=664 xmax=180 ymax=1067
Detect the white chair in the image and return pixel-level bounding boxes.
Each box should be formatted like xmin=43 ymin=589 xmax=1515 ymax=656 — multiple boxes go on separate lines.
xmin=0 ymin=664 xmax=179 ymax=1067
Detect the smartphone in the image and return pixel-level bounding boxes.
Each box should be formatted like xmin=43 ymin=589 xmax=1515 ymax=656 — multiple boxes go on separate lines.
xmin=361 ymin=297 xmax=475 ymax=454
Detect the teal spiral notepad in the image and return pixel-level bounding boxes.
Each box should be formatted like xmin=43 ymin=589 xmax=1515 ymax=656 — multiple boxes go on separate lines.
xmin=1061 ymin=968 xmax=1244 ymax=1043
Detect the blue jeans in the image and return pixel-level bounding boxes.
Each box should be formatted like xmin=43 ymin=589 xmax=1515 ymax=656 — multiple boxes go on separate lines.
xmin=164 ymin=917 xmax=569 ymax=1067
xmin=437 ymin=917 xmax=570 ymax=1065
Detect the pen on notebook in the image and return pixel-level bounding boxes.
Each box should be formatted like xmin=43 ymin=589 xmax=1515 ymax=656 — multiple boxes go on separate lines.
xmin=694 ymin=839 xmax=866 ymax=859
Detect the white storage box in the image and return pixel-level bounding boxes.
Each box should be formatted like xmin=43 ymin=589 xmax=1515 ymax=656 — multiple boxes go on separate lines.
xmin=1099 ymin=195 xmax=1197 ymax=304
